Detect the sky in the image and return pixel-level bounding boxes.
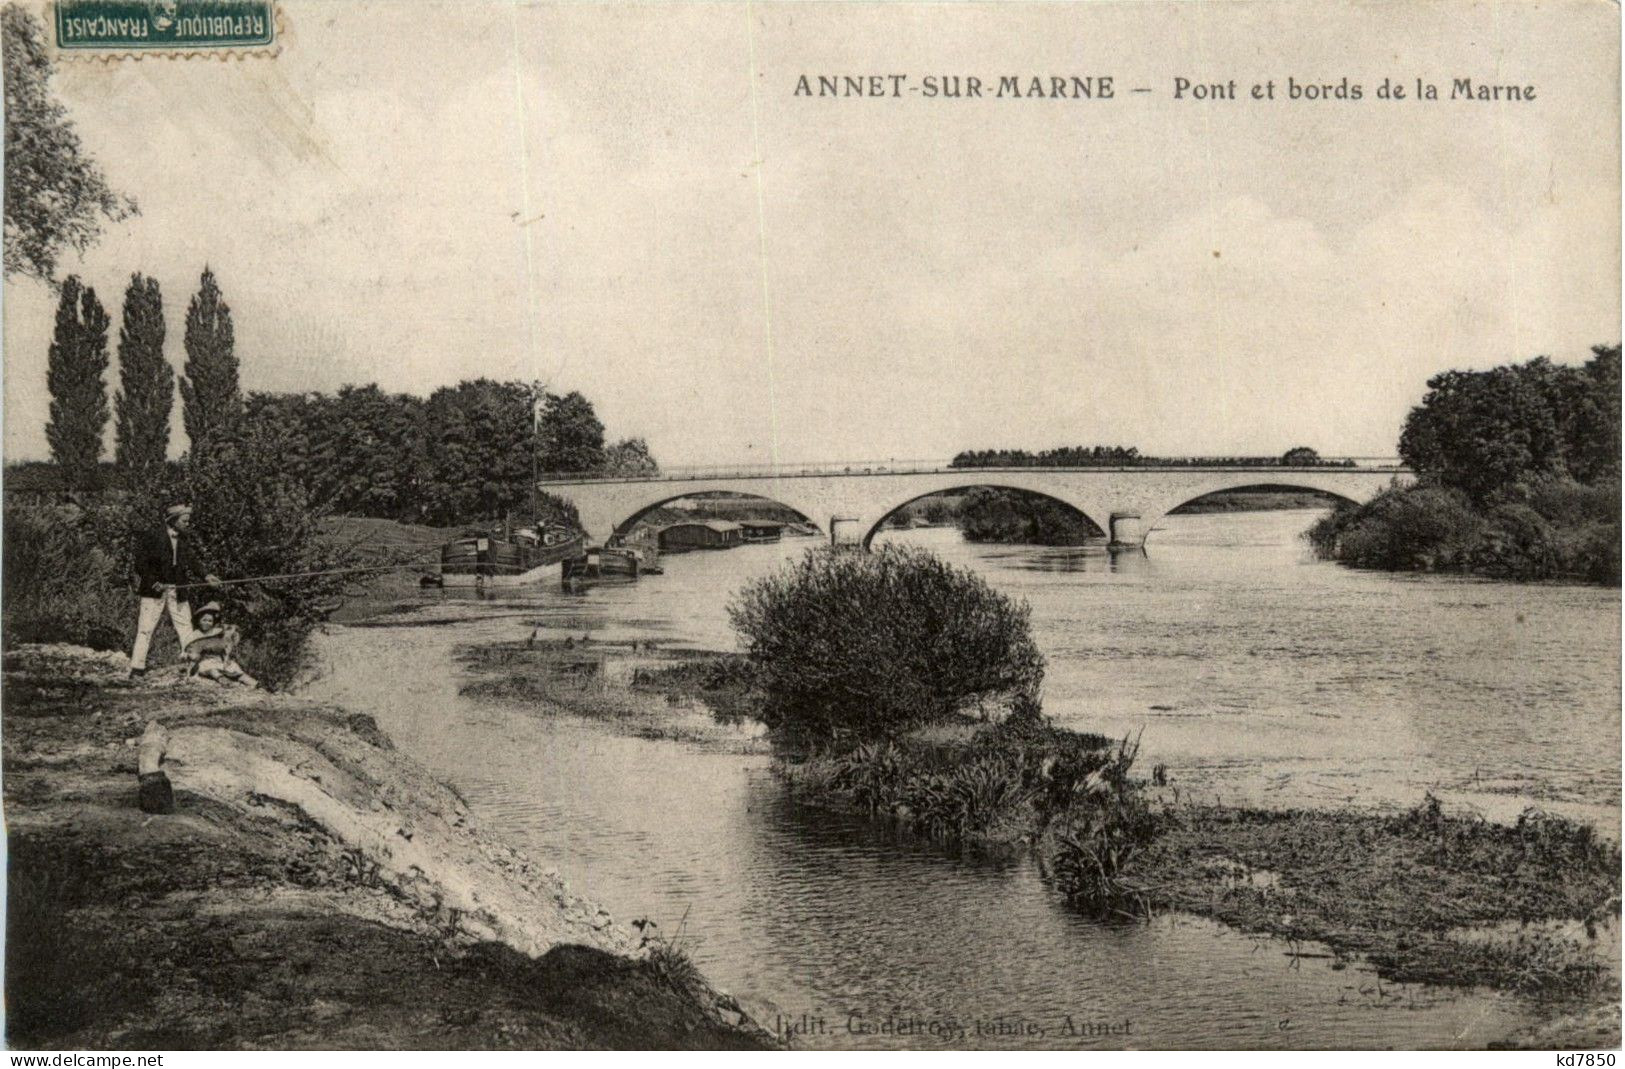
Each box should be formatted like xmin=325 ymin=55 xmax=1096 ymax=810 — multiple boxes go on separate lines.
xmin=4 ymin=0 xmax=1619 ymax=467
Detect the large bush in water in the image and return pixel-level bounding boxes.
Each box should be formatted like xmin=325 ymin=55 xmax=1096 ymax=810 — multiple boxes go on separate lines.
xmin=728 ymin=545 xmax=1044 ymax=739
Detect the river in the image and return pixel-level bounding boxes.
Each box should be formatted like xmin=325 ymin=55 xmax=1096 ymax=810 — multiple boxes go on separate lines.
xmin=305 ymin=509 xmax=1620 ymax=1049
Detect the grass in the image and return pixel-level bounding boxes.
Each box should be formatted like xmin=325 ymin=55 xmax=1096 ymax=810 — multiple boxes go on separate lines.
xmin=454 ymin=641 xmax=770 ymax=748
xmin=629 ymin=657 xmax=761 ymax=722
xmin=1127 ymin=797 xmax=1621 ymax=1001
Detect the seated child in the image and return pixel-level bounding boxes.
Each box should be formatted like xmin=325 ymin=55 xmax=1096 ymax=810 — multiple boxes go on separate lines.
xmin=185 ymin=602 xmax=259 ymax=688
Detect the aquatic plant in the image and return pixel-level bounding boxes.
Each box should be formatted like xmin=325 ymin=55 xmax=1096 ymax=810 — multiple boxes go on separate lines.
xmin=1047 ymin=736 xmax=1164 ymax=919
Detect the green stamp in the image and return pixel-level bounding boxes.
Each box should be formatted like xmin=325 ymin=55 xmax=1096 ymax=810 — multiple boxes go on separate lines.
xmin=55 ymin=0 xmax=275 ymax=52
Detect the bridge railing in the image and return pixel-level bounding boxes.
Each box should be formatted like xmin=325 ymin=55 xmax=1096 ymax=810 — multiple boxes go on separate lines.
xmin=537 ymin=458 xmax=1409 ymax=485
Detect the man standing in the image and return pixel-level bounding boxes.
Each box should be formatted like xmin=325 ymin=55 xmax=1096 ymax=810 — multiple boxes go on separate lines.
xmin=129 ymin=503 xmax=220 ymax=678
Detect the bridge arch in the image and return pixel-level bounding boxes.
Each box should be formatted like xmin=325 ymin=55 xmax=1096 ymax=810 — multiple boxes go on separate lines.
xmin=1137 ymin=478 xmax=1370 ymax=546
xmin=859 ymin=484 xmax=1107 ymax=549
xmin=608 ymin=490 xmax=820 ymax=539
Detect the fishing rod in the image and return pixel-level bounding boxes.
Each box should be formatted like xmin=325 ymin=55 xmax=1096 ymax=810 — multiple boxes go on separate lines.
xmin=172 ymin=554 xmax=443 ymax=590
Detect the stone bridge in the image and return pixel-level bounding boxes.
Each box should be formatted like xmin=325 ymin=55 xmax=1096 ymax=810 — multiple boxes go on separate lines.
xmin=540 ymin=461 xmax=1411 ymax=548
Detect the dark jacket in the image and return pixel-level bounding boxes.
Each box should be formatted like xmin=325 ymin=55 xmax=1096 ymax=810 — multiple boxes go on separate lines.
xmin=133 ymin=525 xmax=203 ymax=600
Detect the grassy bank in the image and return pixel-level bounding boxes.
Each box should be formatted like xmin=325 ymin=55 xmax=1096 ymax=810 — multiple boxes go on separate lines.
xmin=1139 ymin=802 xmax=1619 ymax=999
xmin=3 ymin=644 xmax=773 ymax=1050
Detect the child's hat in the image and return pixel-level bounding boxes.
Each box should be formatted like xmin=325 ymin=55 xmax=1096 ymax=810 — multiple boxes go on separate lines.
xmin=193 ymin=601 xmax=223 ymax=617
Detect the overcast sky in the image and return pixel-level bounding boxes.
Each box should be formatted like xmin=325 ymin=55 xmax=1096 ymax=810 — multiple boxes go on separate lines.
xmin=4 ymin=0 xmax=1618 ymax=466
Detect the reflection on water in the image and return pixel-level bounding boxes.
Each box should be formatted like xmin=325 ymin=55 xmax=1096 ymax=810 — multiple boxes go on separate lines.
xmin=305 ymin=510 xmax=1620 ymax=1048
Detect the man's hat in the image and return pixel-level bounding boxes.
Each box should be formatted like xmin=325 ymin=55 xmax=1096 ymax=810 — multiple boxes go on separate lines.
xmin=165 ymin=503 xmax=193 ymax=520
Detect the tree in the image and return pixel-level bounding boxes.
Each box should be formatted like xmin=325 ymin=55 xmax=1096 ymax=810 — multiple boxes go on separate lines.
xmin=1281 ymin=446 xmax=1320 ymax=466
xmin=958 ymin=486 xmax=1102 ymax=544
xmin=114 ymin=273 xmax=172 ymax=476
xmin=1563 ymin=345 xmax=1620 ymax=485
xmin=420 ymin=379 xmax=536 ymax=524
xmin=537 ymin=390 xmax=606 ymax=474
xmin=3 ymin=5 xmax=134 ymax=281
xmin=179 ymin=267 xmax=241 ymax=450
xmin=603 ymin=436 xmax=659 ymax=476
xmin=319 ymin=385 xmax=427 ymax=518
xmin=44 ymin=275 xmax=110 ymax=488
xmin=730 ymin=545 xmax=1045 ymax=739
xmin=1398 ymin=361 xmax=1564 ymax=502
xmin=243 ymin=390 xmax=326 ymax=500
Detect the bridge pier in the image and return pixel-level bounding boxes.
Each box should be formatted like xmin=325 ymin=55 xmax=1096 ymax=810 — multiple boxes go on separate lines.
xmin=1108 ymin=511 xmax=1146 ymax=549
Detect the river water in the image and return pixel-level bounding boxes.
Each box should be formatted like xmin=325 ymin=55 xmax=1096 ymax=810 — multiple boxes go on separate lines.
xmin=305 ymin=509 xmax=1620 ymax=1049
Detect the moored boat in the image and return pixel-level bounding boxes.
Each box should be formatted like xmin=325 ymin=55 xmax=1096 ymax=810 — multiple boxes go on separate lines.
xmin=440 ymin=525 xmax=584 ymax=588
xmin=561 ymin=532 xmax=662 ymax=588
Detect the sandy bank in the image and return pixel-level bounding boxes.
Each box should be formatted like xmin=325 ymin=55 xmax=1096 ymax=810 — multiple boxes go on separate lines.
xmin=3 ymin=644 xmax=773 ymax=1050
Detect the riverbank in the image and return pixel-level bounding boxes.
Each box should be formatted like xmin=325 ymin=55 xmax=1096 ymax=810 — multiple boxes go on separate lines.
xmin=1308 ymin=481 xmax=1620 ymax=586
xmin=3 ymin=643 xmax=774 ymax=1050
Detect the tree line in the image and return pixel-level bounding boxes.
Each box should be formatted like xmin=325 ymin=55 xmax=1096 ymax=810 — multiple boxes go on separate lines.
xmin=37 ymin=267 xmax=656 ymax=527
xmin=949 ymin=445 xmax=1355 ymax=468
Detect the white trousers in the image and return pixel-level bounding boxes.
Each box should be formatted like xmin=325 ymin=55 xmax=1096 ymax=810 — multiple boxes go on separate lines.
xmin=130 ymin=589 xmax=196 ymax=669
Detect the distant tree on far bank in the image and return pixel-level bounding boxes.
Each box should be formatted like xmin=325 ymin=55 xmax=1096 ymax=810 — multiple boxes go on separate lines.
xmin=114 ymin=273 xmax=172 ymax=477
xmin=604 ymin=436 xmax=659 ymax=476
xmin=180 ymin=267 xmax=241 ymax=450
xmin=2 ymin=5 xmax=135 ymax=282
xmin=1281 ymin=446 xmax=1320 ymax=466
xmin=951 ymin=445 xmax=1355 ymax=468
xmin=44 ymin=276 xmax=110 ymax=489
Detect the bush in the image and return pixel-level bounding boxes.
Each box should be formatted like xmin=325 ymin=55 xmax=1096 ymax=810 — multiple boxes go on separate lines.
xmin=3 ymin=501 xmax=138 ymax=651
xmin=729 ymin=545 xmax=1044 ymax=739
xmin=174 ymin=428 xmax=360 ymax=687
xmin=1308 ymin=484 xmax=1486 ymax=571
xmin=1310 ymin=476 xmax=1620 ymax=584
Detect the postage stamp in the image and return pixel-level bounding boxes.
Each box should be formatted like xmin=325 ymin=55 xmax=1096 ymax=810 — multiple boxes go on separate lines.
xmin=53 ymin=0 xmax=275 ymax=55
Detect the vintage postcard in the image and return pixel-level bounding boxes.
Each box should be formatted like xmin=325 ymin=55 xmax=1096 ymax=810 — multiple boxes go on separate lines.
xmin=2 ymin=0 xmax=1620 ymax=1055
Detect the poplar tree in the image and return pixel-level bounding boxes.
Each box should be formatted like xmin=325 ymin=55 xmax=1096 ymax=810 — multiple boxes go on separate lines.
xmin=114 ymin=273 xmax=172 ymax=475
xmin=179 ymin=266 xmax=241 ymax=450
xmin=44 ymin=274 xmax=111 ymax=488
